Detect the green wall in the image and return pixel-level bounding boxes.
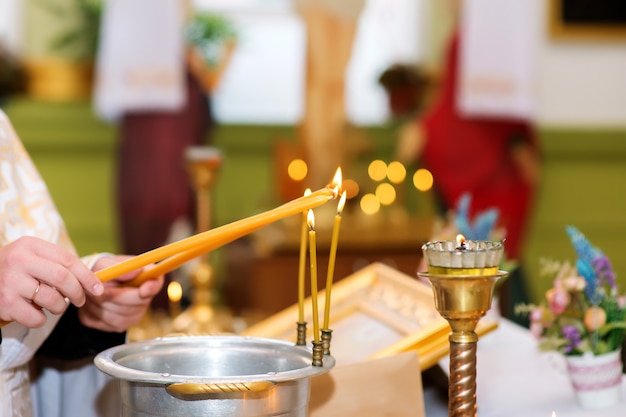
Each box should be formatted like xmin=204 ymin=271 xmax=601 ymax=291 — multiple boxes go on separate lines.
xmin=523 ymin=128 xmax=626 ymax=301
xmin=3 ymin=98 xmax=626 ymax=306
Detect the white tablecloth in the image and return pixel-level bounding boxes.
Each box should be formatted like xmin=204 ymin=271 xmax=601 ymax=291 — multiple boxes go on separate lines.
xmin=425 ymin=318 xmax=626 ymax=416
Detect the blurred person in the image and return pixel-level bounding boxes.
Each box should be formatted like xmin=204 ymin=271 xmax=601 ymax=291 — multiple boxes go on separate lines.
xmin=295 ymin=0 xmax=365 ymax=189
xmin=396 ymin=20 xmax=541 ymax=323
xmin=93 ymin=0 xmax=222 ymax=309
xmin=0 ymin=110 xmax=164 ymax=417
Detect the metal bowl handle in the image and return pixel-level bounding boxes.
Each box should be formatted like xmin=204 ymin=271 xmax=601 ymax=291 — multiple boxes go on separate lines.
xmin=166 ymin=381 xmax=275 ymax=395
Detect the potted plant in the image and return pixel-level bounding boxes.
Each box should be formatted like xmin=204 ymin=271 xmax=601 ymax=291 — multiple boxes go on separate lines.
xmin=185 ymin=11 xmax=237 ymax=93
xmin=519 ymin=225 xmax=626 ymax=409
xmin=27 ymin=0 xmax=102 ymax=100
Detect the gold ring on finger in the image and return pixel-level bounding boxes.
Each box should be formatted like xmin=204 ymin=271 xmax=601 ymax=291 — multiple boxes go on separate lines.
xmin=31 ymin=281 xmax=41 ymax=304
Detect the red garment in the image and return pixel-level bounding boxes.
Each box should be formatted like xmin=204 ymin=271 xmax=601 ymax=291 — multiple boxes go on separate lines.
xmin=420 ymin=32 xmax=539 ymax=260
xmin=117 ymin=70 xmax=213 ymax=256
xmin=117 ymin=70 xmax=212 ymax=310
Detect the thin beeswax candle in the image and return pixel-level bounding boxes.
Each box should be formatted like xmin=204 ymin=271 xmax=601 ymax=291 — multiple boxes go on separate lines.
xmin=323 ymin=190 xmax=346 ymax=330
xmin=298 ymin=189 xmax=312 ymax=323
xmin=308 ymin=209 xmax=320 ymax=343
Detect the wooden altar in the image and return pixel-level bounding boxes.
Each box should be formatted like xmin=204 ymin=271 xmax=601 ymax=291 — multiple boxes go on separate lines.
xmin=223 ymin=213 xmax=434 ymax=318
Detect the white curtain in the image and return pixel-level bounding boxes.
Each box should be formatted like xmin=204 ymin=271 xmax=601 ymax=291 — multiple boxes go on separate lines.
xmin=458 ymin=0 xmax=541 ymax=120
xmin=0 ymin=0 xmax=22 ymax=54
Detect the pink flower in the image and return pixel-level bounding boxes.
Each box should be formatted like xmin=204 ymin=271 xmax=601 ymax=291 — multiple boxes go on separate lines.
xmin=530 ymin=322 xmax=544 ymax=339
xmin=546 ymin=287 xmax=570 ymax=315
xmin=529 ymin=306 xmax=544 ymax=323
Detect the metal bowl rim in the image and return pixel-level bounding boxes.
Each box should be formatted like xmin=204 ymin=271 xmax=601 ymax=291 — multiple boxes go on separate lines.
xmin=94 ymin=334 xmax=335 ymax=384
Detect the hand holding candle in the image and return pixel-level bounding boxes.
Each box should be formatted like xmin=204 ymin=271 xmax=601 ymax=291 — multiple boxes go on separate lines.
xmin=0 ymin=178 xmax=340 ymax=328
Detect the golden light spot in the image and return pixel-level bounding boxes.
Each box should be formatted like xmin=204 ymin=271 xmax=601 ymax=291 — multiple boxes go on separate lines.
xmin=167 ymin=281 xmax=183 ymax=303
xmin=413 ymin=168 xmax=433 ymax=191
xmin=375 ymin=183 xmax=396 ymax=206
xmin=287 ymin=159 xmax=308 ymax=181
xmin=342 ymin=178 xmax=360 ymax=199
xmin=368 ymin=160 xmax=387 ymax=182
xmin=360 ymin=193 xmax=380 ymax=215
xmin=386 ymin=161 xmax=406 ymax=184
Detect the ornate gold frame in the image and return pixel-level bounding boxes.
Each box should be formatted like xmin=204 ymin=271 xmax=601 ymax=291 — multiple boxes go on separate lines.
xmin=549 ymin=0 xmax=626 ymax=41
xmin=242 ymin=262 xmax=497 ymax=370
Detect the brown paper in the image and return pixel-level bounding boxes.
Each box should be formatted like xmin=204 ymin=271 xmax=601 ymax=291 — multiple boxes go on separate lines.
xmin=309 ymin=351 xmax=425 ymax=417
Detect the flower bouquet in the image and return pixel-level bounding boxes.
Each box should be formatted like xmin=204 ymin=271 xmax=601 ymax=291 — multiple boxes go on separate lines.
xmin=524 ymin=226 xmax=626 ymax=356
xmin=519 ymin=226 xmax=626 ymax=408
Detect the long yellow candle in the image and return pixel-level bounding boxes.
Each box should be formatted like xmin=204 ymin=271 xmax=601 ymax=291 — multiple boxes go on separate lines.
xmin=0 ymin=183 xmax=341 ymax=329
xmin=323 ymin=190 xmax=346 ymax=330
xmin=307 ymin=209 xmax=320 ymax=343
xmin=298 ymin=189 xmax=311 ymax=323
xmin=96 ymin=187 xmax=335 ymax=283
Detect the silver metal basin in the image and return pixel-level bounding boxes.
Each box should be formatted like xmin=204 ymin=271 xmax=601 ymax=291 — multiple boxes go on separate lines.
xmin=94 ymin=335 xmax=334 ymax=417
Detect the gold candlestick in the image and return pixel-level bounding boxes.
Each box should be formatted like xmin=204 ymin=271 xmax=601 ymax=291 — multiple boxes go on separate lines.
xmin=418 ymin=236 xmax=507 ymax=417
xmin=171 ymin=146 xmax=227 ymax=334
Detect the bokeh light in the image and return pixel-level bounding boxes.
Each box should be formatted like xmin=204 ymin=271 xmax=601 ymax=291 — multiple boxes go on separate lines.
xmin=167 ymin=281 xmax=182 ymax=303
xmin=386 ymin=161 xmax=406 ymax=184
xmin=413 ymin=168 xmax=434 ymax=191
xmin=287 ymin=159 xmax=308 ymax=181
xmin=360 ymin=193 xmax=380 ymax=215
xmin=375 ymin=183 xmax=396 ymax=206
xmin=368 ymin=160 xmax=387 ymax=182
xmin=342 ymin=178 xmax=360 ymax=199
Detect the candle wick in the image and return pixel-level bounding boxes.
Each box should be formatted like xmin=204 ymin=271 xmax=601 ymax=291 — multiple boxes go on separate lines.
xmin=456 ymin=241 xmax=467 ymax=251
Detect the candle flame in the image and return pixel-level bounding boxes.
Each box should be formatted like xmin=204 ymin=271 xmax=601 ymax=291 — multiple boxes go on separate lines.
xmin=337 ymin=190 xmax=347 ymax=215
xmin=304 ymin=188 xmax=312 ymax=196
xmin=551 ymin=412 xmax=557 ymax=417
xmin=455 ymin=233 xmax=467 ymax=250
xmin=307 ymin=209 xmax=315 ymax=230
xmin=330 ymin=167 xmax=342 ymax=197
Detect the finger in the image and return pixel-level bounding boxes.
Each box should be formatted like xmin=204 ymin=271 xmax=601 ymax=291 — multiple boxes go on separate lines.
xmin=79 ymin=301 xmax=147 ymax=332
xmin=138 ymin=276 xmax=165 ymax=299
xmin=24 ymin=259 xmax=87 ymax=307
xmin=17 ymin=306 xmax=47 ymax=328
xmin=30 ymin=242 xmax=104 ymax=302
xmin=98 ymin=285 xmax=151 ymax=307
xmin=7 ymin=296 xmax=47 ymax=328
xmin=31 ymin=282 xmax=70 ymax=315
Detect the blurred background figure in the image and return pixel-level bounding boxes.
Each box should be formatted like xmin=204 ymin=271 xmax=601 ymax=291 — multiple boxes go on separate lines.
xmin=0 ymin=43 xmax=27 ymax=106
xmin=395 ymin=0 xmax=542 ymax=324
xmin=378 ymin=63 xmax=431 ymax=122
xmin=93 ymin=0 xmax=233 ymax=310
xmin=295 ymin=0 xmax=365 ymax=189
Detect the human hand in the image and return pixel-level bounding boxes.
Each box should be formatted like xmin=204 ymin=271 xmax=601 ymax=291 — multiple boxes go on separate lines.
xmin=0 ymin=236 xmax=104 ymax=328
xmin=78 ymin=255 xmax=164 ymax=333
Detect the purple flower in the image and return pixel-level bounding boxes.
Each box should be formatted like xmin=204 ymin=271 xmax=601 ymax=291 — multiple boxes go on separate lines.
xmin=592 ymin=255 xmax=616 ymax=289
xmin=561 ymin=325 xmax=581 ymax=353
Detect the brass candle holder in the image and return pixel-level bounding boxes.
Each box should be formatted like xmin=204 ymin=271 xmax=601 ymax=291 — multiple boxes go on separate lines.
xmin=170 ymin=146 xmax=229 ymax=334
xmin=418 ymin=237 xmax=507 ymax=417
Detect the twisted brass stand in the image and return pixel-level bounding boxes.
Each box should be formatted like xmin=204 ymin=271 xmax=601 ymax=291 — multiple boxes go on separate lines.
xmin=419 ymin=240 xmax=507 ymax=417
